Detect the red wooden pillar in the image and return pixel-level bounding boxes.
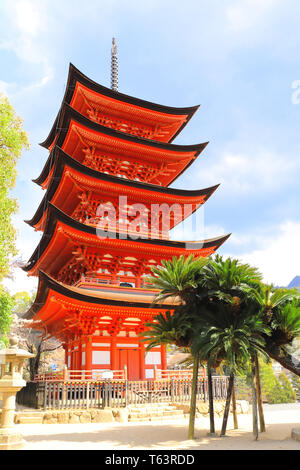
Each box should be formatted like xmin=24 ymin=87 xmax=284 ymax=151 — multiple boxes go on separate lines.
xmin=135 ymin=277 xmax=141 ymax=288
xmin=78 ymin=341 xmax=82 ymax=371
xmin=139 ymin=342 xmax=145 ymax=380
xmin=161 ymin=344 xmax=167 ymax=371
xmin=85 ymin=336 xmax=93 ymax=377
xmin=110 ymin=337 xmax=117 ymax=373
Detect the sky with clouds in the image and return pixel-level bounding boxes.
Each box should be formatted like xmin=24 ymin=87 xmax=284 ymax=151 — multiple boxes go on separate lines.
xmin=1 ymin=0 xmax=300 ymax=293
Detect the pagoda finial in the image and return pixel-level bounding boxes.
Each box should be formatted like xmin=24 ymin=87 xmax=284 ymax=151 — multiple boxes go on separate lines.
xmin=111 ymin=37 xmax=118 ymax=92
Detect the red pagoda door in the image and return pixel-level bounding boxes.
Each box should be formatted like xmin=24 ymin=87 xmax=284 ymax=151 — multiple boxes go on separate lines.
xmin=119 ymin=349 xmax=140 ymax=380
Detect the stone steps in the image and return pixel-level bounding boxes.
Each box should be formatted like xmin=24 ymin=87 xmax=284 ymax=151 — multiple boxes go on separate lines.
xmin=15 ymin=412 xmax=43 ymax=424
xmin=128 ymin=413 xmax=186 ymax=422
xmin=127 ymin=404 xmax=185 ymax=422
xmin=128 ymin=406 xmax=178 ymax=413
xmin=11 ymin=404 xmax=186 ymax=424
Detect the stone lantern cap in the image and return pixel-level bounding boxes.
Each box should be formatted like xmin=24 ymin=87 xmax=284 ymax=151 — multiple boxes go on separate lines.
xmin=0 ymin=337 xmax=34 ymax=391
xmin=0 ymin=348 xmax=34 ymax=361
xmin=0 ymin=336 xmax=34 ymax=362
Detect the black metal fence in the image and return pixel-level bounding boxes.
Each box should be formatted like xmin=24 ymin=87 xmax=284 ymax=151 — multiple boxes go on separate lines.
xmin=20 ymin=377 xmax=229 ymax=410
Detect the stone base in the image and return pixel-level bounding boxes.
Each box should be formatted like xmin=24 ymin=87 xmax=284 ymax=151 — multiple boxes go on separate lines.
xmin=291 ymin=428 xmax=300 ymax=442
xmin=173 ymin=400 xmax=250 ymax=417
xmin=0 ymin=431 xmax=25 ymax=450
xmin=42 ymin=408 xmax=115 ymax=424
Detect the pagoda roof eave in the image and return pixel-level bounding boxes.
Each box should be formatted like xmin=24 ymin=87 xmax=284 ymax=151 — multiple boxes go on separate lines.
xmin=41 ymin=63 xmax=200 ymax=148
xmin=23 ymin=203 xmax=231 ymax=274
xmin=24 ymin=270 xmax=177 ymax=321
xmin=27 ymin=146 xmax=219 ymax=229
xmin=39 ymin=102 xmax=207 ymax=152
xmin=35 ymin=104 xmax=208 ymax=188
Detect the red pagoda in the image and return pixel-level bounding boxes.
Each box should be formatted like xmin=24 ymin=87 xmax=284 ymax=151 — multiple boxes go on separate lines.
xmin=24 ymin=41 xmax=229 ymax=380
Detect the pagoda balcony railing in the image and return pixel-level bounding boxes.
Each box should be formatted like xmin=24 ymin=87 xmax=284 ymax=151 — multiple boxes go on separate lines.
xmin=33 ymin=368 xmax=207 ymax=383
xmin=74 ymin=276 xmax=157 ymax=291
xmin=157 ymin=369 xmax=206 ymax=380
xmin=34 ymin=368 xmax=126 ymax=382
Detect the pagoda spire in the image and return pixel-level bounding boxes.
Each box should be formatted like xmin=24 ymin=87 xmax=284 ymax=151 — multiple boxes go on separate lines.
xmin=111 ymin=37 xmax=118 ymax=91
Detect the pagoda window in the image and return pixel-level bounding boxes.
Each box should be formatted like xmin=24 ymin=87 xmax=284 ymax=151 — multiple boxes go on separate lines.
xmin=117 ymin=331 xmax=126 ymax=337
xmin=92 ymin=351 xmax=110 ymax=365
xmin=86 ymin=105 xmax=156 ymax=140
xmin=145 ymin=351 xmax=161 ymax=365
xmin=81 ymin=148 xmax=167 ymax=184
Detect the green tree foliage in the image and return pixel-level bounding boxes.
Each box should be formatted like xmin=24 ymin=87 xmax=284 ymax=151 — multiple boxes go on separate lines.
xmin=191 ymin=301 xmax=270 ymax=373
xmin=142 ymin=308 xmax=194 ymax=349
xmin=235 ymin=374 xmax=252 ymax=401
xmin=149 ymin=254 xmax=208 ymax=303
xmin=260 ymin=361 xmax=295 ymax=403
xmin=278 ymin=372 xmax=296 ymax=402
xmin=12 ymin=291 xmax=34 ymax=314
xmin=290 ymin=373 xmax=300 ymax=399
xmin=271 ymin=301 xmax=300 ymax=345
xmin=0 ymin=94 xmax=29 ymax=280
xmin=0 ymin=287 xmax=14 ymax=345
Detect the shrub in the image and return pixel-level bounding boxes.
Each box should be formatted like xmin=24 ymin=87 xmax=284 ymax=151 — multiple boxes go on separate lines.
xmin=260 ymin=361 xmax=295 ymax=403
xmin=278 ymin=372 xmax=296 ymax=403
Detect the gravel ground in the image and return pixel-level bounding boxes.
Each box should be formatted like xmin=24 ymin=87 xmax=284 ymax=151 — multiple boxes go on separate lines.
xmin=12 ymin=404 xmax=300 ymax=451
xmin=261 ymin=402 xmax=300 ymax=411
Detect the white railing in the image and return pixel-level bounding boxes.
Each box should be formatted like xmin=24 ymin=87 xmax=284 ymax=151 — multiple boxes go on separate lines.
xmin=34 ymin=368 xmax=126 ymax=382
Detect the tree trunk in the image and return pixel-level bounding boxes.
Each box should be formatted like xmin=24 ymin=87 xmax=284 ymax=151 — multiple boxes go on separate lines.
xmin=207 ymin=362 xmax=215 ymax=435
xmin=220 ymin=372 xmax=234 ymax=436
xmin=188 ymin=353 xmax=200 ymax=440
xmin=29 ymin=344 xmax=42 ymax=381
xmin=231 ymin=375 xmax=238 ymax=429
xmin=251 ymin=357 xmax=258 ymax=440
xmin=264 ymin=343 xmax=300 ymax=376
xmin=254 ymin=354 xmax=265 ymax=432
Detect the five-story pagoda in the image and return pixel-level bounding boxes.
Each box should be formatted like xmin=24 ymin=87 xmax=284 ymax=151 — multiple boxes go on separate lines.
xmin=24 ymin=40 xmax=229 ymax=380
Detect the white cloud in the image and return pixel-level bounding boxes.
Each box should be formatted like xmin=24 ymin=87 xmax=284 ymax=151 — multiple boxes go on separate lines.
xmin=196 ymin=148 xmax=299 ymax=195
xmin=226 ymin=220 xmax=300 ymax=286
xmin=226 ymin=0 xmax=278 ymax=32
xmin=0 ymin=80 xmax=17 ymax=97
xmin=0 ymin=0 xmax=53 ymax=98
xmin=14 ymin=0 xmax=44 ymax=36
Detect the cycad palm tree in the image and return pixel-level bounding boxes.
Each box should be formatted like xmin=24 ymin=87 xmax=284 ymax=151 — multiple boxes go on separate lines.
xmin=144 ymin=255 xmax=208 ymax=440
xmin=149 ymin=255 xmax=208 ymax=303
xmin=271 ymin=301 xmax=300 ymax=344
xmin=196 ymin=255 xmax=269 ymax=436
xmin=258 ymin=284 xmax=298 ymax=322
xmin=255 ymin=285 xmax=300 ymax=420
xmin=142 ymin=308 xmax=194 ymax=348
xmin=191 ymin=300 xmax=270 ymax=437
xmin=201 ymin=255 xmax=263 ymax=302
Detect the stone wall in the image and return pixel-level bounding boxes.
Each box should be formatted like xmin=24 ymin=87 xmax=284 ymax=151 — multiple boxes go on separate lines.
xmin=13 ymin=401 xmax=249 ymax=425
xmin=173 ymin=400 xmax=250 ymax=417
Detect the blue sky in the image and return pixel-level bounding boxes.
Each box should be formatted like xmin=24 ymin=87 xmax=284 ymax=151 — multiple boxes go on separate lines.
xmin=1 ymin=0 xmax=300 ymax=293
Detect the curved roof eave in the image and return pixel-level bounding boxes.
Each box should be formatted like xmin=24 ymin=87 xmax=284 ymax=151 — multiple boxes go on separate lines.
xmin=23 ymin=202 xmax=231 ymax=273
xmin=41 ymin=62 xmax=200 ymax=148
xmin=39 ymin=102 xmax=207 ymax=152
xmin=35 ymin=104 xmax=208 ymax=188
xmin=27 ymin=147 xmax=219 ymax=228
xmin=23 ymin=270 xmax=176 ymax=320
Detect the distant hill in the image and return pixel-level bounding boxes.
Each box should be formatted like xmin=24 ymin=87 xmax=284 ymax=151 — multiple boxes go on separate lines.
xmin=287 ymin=276 xmax=300 ymax=288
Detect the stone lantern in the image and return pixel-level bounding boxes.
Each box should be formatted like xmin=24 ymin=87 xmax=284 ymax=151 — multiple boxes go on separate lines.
xmin=0 ymin=336 xmax=33 ymax=450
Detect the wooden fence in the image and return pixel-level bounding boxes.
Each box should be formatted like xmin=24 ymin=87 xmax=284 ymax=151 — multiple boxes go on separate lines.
xmin=33 ymin=377 xmax=229 ymax=410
